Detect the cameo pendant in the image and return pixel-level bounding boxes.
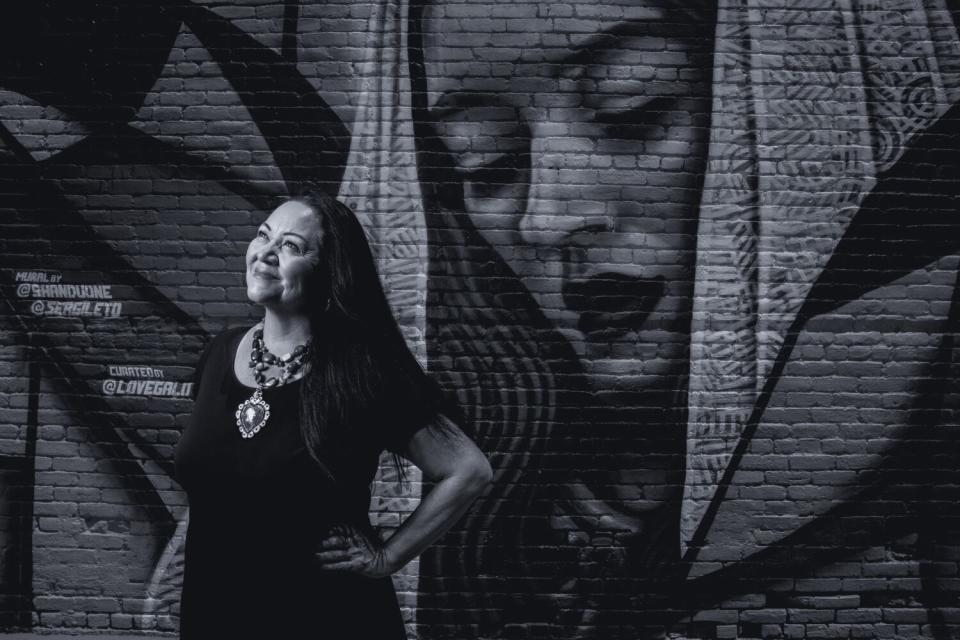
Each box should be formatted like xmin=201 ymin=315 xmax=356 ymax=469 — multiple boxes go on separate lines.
xmin=236 ymin=387 xmax=270 ymax=439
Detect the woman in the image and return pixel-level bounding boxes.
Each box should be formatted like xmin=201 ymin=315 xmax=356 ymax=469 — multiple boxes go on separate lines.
xmin=174 ymin=190 xmax=492 ymax=639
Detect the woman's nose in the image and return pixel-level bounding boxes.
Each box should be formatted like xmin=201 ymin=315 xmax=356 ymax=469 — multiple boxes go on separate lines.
xmin=256 ymin=242 xmax=280 ymax=265
xmin=519 ymin=137 xmax=613 ymax=246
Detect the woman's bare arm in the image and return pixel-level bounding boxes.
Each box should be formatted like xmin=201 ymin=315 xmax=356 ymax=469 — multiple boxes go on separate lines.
xmin=316 ymin=414 xmax=492 ymax=577
xmin=379 ymin=414 xmax=492 ymax=572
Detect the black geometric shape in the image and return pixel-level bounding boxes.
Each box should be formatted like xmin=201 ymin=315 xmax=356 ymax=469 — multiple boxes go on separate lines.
xmin=685 ymin=102 xmax=960 ymax=567
xmin=0 ymin=0 xmax=181 ymax=122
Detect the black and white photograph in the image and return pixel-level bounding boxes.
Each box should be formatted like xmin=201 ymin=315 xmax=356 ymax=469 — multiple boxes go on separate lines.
xmin=3 ymin=0 xmax=960 ymax=638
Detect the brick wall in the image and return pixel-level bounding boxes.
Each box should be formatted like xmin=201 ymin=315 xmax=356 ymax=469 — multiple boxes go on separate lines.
xmin=2 ymin=0 xmax=960 ymax=638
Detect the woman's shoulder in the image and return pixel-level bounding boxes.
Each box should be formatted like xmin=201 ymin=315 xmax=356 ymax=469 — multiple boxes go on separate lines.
xmin=191 ymin=325 xmax=252 ymax=399
xmin=206 ymin=325 xmax=251 ymax=350
xmin=196 ymin=325 xmax=252 ymax=370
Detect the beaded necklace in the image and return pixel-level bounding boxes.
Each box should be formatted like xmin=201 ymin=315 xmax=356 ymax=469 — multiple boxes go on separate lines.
xmin=235 ymin=323 xmax=311 ymax=439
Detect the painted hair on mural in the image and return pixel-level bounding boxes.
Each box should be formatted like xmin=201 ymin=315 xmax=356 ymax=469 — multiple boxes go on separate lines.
xmin=288 ymin=188 xmax=448 ymax=474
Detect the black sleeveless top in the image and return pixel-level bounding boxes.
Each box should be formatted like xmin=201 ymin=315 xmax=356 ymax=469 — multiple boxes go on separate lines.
xmin=175 ymin=326 xmax=431 ymax=639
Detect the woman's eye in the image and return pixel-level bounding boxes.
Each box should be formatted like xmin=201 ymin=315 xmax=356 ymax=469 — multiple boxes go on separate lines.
xmin=257 ymin=229 xmax=269 ymax=240
xmin=284 ymin=241 xmax=303 ymax=254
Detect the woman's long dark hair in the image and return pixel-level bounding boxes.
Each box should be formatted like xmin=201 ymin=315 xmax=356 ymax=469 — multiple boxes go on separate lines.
xmin=290 ymin=189 xmax=445 ymax=472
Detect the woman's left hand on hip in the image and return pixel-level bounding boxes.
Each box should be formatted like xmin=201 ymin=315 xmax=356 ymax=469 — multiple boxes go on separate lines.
xmin=316 ymin=524 xmax=394 ymax=579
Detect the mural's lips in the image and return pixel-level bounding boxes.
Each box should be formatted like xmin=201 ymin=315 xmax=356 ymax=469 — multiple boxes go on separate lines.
xmin=563 ymin=273 xmax=666 ymax=335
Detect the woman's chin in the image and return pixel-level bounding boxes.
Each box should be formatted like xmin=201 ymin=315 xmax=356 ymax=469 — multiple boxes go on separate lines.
xmin=246 ymin=286 xmax=278 ymax=305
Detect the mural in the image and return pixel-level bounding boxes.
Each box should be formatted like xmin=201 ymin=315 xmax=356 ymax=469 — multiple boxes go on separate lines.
xmin=412 ymin=0 xmax=712 ymax=634
xmin=414 ymin=0 xmax=960 ymax=636
xmin=2 ymin=0 xmax=960 ymax=638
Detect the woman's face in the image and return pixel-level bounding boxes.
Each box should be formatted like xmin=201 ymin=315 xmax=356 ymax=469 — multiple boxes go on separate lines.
xmin=245 ymin=200 xmax=324 ymax=313
xmin=422 ymin=0 xmax=713 ymax=394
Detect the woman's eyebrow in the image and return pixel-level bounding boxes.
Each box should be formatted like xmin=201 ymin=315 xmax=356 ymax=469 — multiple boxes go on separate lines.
xmin=260 ymin=224 xmax=309 ymax=244
xmin=283 ymin=232 xmax=309 ymax=244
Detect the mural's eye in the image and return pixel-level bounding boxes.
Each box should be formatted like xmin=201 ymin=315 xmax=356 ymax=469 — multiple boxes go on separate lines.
xmin=283 ymin=240 xmax=302 ymax=254
xmin=456 ymin=152 xmax=531 ymax=220
xmin=424 ymin=114 xmax=531 ymax=215
xmin=458 ymin=153 xmax=527 ymax=198
xmin=257 ymin=229 xmax=269 ymax=240
xmin=592 ymin=102 xmax=669 ymax=141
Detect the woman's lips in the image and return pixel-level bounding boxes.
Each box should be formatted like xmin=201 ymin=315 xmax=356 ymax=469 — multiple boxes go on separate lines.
xmin=562 ymin=273 xmax=666 ymax=335
xmin=252 ymin=266 xmax=278 ymax=280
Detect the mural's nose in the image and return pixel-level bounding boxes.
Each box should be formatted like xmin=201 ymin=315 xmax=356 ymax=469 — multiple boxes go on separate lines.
xmin=519 ymin=138 xmax=611 ymax=246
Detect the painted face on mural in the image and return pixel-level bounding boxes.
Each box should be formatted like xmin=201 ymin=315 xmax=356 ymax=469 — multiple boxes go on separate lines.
xmin=422 ymin=0 xmax=712 ymax=394
xmin=245 ymin=200 xmax=323 ymax=313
